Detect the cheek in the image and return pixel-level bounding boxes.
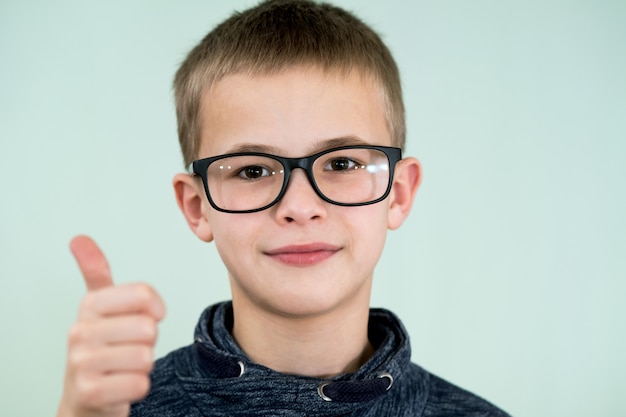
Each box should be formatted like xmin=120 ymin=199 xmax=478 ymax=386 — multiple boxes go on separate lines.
xmin=344 ymin=207 xmax=389 ymax=257
xmin=209 ymin=214 xmax=260 ymax=263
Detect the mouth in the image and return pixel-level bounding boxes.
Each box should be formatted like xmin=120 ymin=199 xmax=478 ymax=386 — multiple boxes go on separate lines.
xmin=264 ymin=243 xmax=341 ymax=266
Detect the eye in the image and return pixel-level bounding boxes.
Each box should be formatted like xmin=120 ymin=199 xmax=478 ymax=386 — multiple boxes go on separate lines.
xmin=323 ymin=157 xmax=360 ymax=171
xmin=237 ymin=165 xmax=271 ymax=179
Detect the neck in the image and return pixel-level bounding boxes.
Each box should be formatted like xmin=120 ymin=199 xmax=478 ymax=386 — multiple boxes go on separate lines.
xmin=230 ymin=297 xmax=374 ymax=378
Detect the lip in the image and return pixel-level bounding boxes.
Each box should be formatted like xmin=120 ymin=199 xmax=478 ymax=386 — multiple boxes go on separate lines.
xmin=264 ymin=243 xmax=341 ymax=266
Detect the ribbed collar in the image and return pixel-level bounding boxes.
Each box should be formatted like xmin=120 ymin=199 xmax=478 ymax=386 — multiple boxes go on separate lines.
xmin=173 ymin=301 xmax=419 ymax=416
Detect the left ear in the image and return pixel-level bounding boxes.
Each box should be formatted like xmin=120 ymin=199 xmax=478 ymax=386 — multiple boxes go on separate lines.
xmin=387 ymin=157 xmax=422 ymax=230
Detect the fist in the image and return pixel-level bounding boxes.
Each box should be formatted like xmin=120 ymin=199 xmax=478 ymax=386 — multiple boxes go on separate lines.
xmin=57 ymin=236 xmax=166 ymax=417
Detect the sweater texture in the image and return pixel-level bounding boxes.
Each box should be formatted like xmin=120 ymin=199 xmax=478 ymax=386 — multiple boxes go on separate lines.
xmin=130 ymin=302 xmax=510 ymax=416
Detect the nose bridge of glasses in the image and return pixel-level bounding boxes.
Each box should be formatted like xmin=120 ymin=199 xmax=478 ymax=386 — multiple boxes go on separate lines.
xmin=281 ymin=155 xmax=319 ymax=192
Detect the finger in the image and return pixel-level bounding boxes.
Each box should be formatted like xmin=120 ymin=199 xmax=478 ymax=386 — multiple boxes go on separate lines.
xmin=70 ymin=235 xmax=113 ymax=291
xmin=78 ymin=283 xmax=166 ymax=321
xmin=74 ymin=372 xmax=150 ymax=410
xmin=70 ymin=345 xmax=154 ymax=374
xmin=69 ymin=315 xmax=159 ymax=347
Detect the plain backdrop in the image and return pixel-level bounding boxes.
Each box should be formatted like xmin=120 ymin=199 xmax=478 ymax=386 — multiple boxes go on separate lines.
xmin=1 ymin=0 xmax=624 ymax=415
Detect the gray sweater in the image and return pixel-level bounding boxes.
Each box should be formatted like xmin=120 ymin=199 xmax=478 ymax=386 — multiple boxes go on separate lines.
xmin=131 ymin=302 xmax=509 ymax=416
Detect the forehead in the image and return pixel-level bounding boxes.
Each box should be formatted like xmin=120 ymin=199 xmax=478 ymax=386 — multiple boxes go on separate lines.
xmin=197 ymin=67 xmax=390 ymax=158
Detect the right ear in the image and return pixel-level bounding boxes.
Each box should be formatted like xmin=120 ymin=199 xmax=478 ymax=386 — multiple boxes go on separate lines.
xmin=173 ymin=173 xmax=214 ymax=242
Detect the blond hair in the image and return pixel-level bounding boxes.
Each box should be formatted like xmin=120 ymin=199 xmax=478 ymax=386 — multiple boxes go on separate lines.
xmin=174 ymin=0 xmax=405 ymax=166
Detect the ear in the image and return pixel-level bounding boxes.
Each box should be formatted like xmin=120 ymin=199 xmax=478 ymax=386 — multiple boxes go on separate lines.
xmin=387 ymin=157 xmax=422 ymax=230
xmin=173 ymin=173 xmax=214 ymax=242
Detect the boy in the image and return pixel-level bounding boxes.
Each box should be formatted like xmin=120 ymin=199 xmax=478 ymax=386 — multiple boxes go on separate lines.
xmin=57 ymin=1 xmax=509 ymax=416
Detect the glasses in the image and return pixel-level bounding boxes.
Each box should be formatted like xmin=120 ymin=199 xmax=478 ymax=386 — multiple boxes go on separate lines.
xmin=188 ymin=145 xmax=402 ymax=213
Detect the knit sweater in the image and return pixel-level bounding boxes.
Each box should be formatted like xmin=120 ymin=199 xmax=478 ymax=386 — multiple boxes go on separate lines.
xmin=131 ymin=302 xmax=510 ymax=416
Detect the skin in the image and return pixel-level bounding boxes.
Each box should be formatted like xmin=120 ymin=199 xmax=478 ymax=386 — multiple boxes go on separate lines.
xmin=57 ymin=66 xmax=420 ymax=417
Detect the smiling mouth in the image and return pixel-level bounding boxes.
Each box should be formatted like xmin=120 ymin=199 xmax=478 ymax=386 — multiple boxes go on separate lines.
xmin=264 ymin=244 xmax=341 ymax=266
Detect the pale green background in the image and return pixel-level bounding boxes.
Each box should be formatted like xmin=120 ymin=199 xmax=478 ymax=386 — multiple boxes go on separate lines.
xmin=0 ymin=0 xmax=624 ymax=415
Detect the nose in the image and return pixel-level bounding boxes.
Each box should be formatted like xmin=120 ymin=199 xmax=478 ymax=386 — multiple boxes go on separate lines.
xmin=273 ymin=169 xmax=327 ymax=224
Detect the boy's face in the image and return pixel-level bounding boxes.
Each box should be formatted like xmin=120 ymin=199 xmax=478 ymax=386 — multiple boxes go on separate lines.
xmin=175 ymin=67 xmax=420 ymax=318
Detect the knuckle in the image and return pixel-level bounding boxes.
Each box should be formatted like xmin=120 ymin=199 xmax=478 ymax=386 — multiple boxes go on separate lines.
xmin=78 ymin=293 xmax=96 ymax=313
xmin=129 ymin=283 xmax=164 ymax=319
xmin=131 ymin=375 xmax=151 ymax=399
xmin=69 ymin=348 xmax=104 ymax=375
xmin=75 ymin=375 xmax=104 ymax=408
xmin=132 ymin=283 xmax=155 ymax=303
xmin=67 ymin=323 xmax=82 ymax=345
xmin=134 ymin=346 xmax=154 ymax=371
xmin=67 ymin=348 xmax=88 ymax=370
xmin=136 ymin=317 xmax=158 ymax=342
xmin=68 ymin=322 xmax=92 ymax=345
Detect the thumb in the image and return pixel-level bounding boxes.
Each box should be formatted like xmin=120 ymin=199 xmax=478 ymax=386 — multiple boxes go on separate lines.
xmin=70 ymin=235 xmax=113 ymax=291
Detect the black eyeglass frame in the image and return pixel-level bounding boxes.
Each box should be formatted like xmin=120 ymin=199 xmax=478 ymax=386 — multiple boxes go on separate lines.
xmin=188 ymin=145 xmax=403 ymax=214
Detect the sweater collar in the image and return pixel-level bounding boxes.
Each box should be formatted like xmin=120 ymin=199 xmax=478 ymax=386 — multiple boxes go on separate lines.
xmin=181 ymin=301 xmax=414 ymax=415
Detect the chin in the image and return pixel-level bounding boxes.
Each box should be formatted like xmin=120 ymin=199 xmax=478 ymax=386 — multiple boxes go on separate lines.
xmin=229 ymin=265 xmax=372 ymax=319
xmin=262 ymin=286 xmax=363 ymax=319
xmin=274 ymin=300 xmax=335 ymax=318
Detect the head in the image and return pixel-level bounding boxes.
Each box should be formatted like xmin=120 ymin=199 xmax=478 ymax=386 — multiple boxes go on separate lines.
xmin=173 ymin=1 xmax=421 ymax=319
xmin=173 ymin=0 xmax=405 ymax=167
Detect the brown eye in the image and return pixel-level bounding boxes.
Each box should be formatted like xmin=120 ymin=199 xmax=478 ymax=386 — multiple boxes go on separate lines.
xmin=324 ymin=158 xmax=358 ymax=171
xmin=238 ymin=165 xmax=270 ymax=179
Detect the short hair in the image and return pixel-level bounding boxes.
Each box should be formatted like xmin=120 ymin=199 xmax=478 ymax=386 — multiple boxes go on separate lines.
xmin=174 ymin=0 xmax=405 ymax=166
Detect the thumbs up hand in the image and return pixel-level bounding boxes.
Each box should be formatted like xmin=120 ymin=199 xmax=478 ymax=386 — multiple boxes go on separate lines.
xmin=57 ymin=236 xmax=166 ymax=417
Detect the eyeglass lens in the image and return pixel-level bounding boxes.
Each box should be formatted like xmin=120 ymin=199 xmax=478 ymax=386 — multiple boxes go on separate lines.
xmin=205 ymin=148 xmax=391 ymax=212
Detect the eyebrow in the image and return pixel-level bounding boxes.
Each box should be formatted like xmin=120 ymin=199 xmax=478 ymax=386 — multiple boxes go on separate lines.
xmin=311 ymin=136 xmax=371 ymax=152
xmin=224 ymin=136 xmax=372 ymax=156
xmin=225 ymin=143 xmax=283 ymax=154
